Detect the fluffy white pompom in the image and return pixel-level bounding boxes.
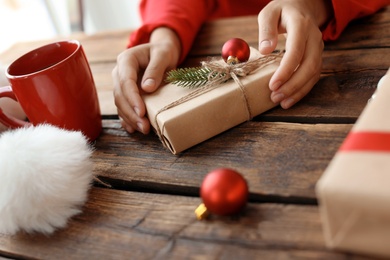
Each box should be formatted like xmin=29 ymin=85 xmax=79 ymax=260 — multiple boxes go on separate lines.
xmin=0 ymin=124 xmax=93 ymax=235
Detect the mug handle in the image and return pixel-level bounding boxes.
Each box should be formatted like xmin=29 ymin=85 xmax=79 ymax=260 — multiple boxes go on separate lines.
xmin=0 ymin=86 xmax=31 ymax=128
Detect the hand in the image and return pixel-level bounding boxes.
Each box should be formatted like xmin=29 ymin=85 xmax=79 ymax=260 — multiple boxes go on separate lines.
xmin=258 ymin=0 xmax=332 ymax=109
xmin=112 ymin=27 xmax=181 ymax=134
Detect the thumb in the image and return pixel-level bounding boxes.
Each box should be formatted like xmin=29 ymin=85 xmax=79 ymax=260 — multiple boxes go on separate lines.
xmin=141 ymin=59 xmax=168 ymax=93
xmin=258 ymin=6 xmax=280 ymax=54
xmin=141 ymin=45 xmax=179 ymax=93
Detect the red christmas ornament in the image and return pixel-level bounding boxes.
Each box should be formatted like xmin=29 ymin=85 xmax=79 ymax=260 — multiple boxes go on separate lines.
xmin=221 ymin=38 xmax=250 ymax=65
xmin=195 ymin=168 xmax=248 ymax=219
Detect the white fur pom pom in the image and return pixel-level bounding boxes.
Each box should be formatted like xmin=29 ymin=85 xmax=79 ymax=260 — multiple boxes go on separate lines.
xmin=0 ymin=124 xmax=94 ymax=235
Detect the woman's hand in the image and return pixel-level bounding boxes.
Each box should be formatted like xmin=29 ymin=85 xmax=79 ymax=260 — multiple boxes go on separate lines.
xmin=258 ymin=0 xmax=332 ymax=109
xmin=112 ymin=27 xmax=181 ymax=134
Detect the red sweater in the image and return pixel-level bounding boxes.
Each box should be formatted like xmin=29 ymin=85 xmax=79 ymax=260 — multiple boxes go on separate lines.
xmin=129 ymin=0 xmax=389 ymax=63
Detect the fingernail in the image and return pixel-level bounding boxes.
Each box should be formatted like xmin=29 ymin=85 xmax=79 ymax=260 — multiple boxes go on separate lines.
xmin=137 ymin=122 xmax=144 ymax=133
xmin=271 ymin=92 xmax=285 ymax=103
xmin=282 ymin=98 xmax=295 ymax=109
xmin=260 ymin=40 xmax=272 ymax=50
xmin=134 ymin=106 xmax=141 ymax=117
xmin=270 ymin=81 xmax=282 ymax=91
xmin=143 ymin=78 xmax=155 ymax=88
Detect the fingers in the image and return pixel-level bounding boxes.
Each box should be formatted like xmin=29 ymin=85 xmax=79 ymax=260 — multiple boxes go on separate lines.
xmin=259 ymin=2 xmax=324 ymax=109
xmin=271 ymin=27 xmax=323 ymax=109
xmin=113 ymin=47 xmax=150 ymax=134
xmin=269 ymin=15 xmax=307 ymax=92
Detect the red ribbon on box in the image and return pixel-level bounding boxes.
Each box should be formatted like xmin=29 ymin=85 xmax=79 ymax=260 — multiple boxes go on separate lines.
xmin=340 ymin=131 xmax=390 ymax=152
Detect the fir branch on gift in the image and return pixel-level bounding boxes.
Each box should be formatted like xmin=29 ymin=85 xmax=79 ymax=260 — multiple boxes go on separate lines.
xmin=166 ymin=67 xmax=219 ymax=88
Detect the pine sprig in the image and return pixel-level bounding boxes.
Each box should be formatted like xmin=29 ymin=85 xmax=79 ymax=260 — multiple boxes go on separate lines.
xmin=166 ymin=67 xmax=212 ymax=88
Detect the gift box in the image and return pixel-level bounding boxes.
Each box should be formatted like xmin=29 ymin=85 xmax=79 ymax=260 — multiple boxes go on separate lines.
xmin=143 ymin=40 xmax=285 ymax=154
xmin=316 ymin=69 xmax=390 ymax=258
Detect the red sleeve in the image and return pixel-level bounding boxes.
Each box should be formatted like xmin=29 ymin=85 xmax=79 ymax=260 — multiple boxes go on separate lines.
xmin=323 ymin=0 xmax=389 ymax=41
xmin=128 ymin=0 xmax=217 ymax=64
xmin=129 ymin=0 xmax=389 ymax=63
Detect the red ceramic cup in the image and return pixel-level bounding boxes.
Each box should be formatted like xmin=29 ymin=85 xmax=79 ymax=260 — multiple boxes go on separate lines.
xmin=0 ymin=40 xmax=102 ymax=141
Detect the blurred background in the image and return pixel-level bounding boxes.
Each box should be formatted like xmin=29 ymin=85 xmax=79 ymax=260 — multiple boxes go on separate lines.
xmin=0 ymin=0 xmax=141 ymax=54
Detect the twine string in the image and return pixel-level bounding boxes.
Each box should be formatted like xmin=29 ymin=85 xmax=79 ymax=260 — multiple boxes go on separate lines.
xmin=154 ymin=51 xmax=284 ymax=149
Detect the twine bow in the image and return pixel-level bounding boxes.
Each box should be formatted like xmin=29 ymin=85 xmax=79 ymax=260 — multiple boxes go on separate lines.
xmin=154 ymin=51 xmax=284 ymax=150
xmin=202 ymin=51 xmax=283 ymax=88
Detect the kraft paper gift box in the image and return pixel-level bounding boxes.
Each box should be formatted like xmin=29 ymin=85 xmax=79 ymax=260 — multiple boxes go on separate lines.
xmin=143 ymin=43 xmax=284 ymax=154
xmin=316 ymin=70 xmax=390 ymax=258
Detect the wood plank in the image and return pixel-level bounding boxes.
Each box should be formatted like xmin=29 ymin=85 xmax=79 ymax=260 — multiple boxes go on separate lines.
xmin=92 ymin=120 xmax=351 ymax=201
xmin=322 ymin=48 xmax=390 ymax=73
xmin=261 ymin=69 xmax=382 ymax=123
xmin=0 ymin=187 xmax=372 ymax=259
xmin=79 ymin=29 xmax=129 ymax=64
xmin=189 ymin=16 xmax=259 ymax=57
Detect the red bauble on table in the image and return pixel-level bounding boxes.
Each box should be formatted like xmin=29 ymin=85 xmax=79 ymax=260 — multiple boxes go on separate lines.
xmin=221 ymin=38 xmax=250 ymax=65
xmin=197 ymin=168 xmax=248 ymax=218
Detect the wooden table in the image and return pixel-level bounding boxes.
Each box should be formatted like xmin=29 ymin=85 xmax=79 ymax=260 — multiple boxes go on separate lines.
xmin=1 ymin=6 xmax=389 ymax=259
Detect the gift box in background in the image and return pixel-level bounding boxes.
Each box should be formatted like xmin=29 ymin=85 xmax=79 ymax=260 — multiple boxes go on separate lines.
xmin=143 ymin=41 xmax=284 ymax=154
xmin=316 ymin=69 xmax=390 ymax=258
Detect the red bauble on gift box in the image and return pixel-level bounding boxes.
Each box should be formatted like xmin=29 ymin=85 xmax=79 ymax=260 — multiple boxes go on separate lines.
xmin=221 ymin=38 xmax=250 ymax=65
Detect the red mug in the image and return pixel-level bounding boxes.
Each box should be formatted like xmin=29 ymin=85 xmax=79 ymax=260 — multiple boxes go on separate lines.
xmin=0 ymin=40 xmax=102 ymax=141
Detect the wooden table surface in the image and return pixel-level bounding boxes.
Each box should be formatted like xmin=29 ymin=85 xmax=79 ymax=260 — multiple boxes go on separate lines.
xmin=1 ymin=6 xmax=389 ymax=260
